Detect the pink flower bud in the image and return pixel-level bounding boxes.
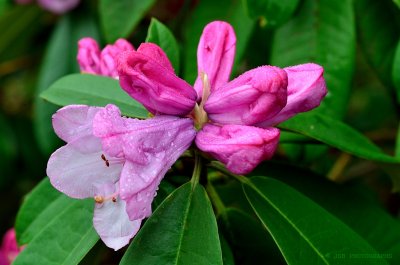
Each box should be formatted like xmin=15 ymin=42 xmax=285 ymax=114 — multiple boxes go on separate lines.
xmin=0 ymin=229 xmax=23 ymax=265
xmin=77 ymin=38 xmax=101 ymax=75
xmin=37 ymin=0 xmax=80 ymax=14
xmin=196 ymin=124 xmax=280 ymax=174
xmin=118 ymin=43 xmax=197 ymax=116
xmin=100 ymin=39 xmax=134 ymax=77
xmin=204 ymin=66 xmax=288 ymax=125
xmin=257 ymin=63 xmax=327 ymax=127
xmin=194 ymin=21 xmax=236 ymax=98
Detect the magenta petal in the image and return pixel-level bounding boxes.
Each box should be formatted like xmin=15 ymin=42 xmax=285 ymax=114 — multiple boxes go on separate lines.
xmin=196 ymin=124 xmax=280 ymax=174
xmin=52 ymin=105 xmax=101 ymax=143
xmin=93 ymin=184 xmax=141 ymax=251
xmin=194 ymin=21 xmax=236 ymax=98
xmin=205 ymin=66 xmax=288 ymax=125
xmin=46 ymin=139 xmax=123 ymax=199
xmin=77 ymin=38 xmax=101 ymax=75
xmin=257 ymin=63 xmax=327 ymax=127
xmin=37 ymin=0 xmax=79 ymax=13
xmin=100 ymin=39 xmax=134 ymax=78
xmin=136 ymin=43 xmax=174 ymax=72
xmin=118 ymin=49 xmax=197 ymax=115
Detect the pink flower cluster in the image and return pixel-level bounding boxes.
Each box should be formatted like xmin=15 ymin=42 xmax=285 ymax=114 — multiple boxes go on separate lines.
xmin=15 ymin=0 xmax=80 ymax=14
xmin=47 ymin=21 xmax=327 ymax=250
xmin=0 ymin=229 xmax=23 ymax=265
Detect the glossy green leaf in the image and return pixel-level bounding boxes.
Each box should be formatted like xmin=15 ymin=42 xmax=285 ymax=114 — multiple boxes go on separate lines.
xmin=99 ymin=0 xmax=157 ymax=42
xmin=41 ymin=74 xmax=148 ymax=118
xmin=34 ymin=16 xmax=71 ymax=155
xmin=183 ymin=0 xmax=255 ymax=84
xmin=279 ymin=112 xmax=400 ymax=163
xmin=243 ymin=176 xmax=388 ymax=265
xmin=394 ymin=0 xmax=400 ymax=8
xmin=14 ymin=199 xmax=98 ymax=265
xmin=356 ymin=0 xmax=400 ymax=87
xmin=120 ymin=182 xmax=223 ymax=265
xmin=15 ymin=178 xmax=73 ymax=244
xmin=271 ymin=0 xmax=355 ymax=119
xmin=146 ymin=18 xmax=180 ymax=73
xmin=244 ymin=0 xmax=300 ymax=27
xmin=392 ymin=39 xmax=400 ymax=102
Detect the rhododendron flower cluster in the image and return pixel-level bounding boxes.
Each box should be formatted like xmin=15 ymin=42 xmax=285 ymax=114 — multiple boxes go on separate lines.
xmin=0 ymin=229 xmax=23 ymax=265
xmin=46 ymin=20 xmax=327 ymax=250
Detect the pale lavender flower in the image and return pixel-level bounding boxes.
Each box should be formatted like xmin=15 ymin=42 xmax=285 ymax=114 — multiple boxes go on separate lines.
xmin=47 ymin=104 xmax=195 ymax=249
xmin=118 ymin=21 xmax=327 ymax=174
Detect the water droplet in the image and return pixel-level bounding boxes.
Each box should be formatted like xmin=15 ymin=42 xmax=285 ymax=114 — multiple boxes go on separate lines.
xmin=137 ymin=193 xmax=143 ymax=202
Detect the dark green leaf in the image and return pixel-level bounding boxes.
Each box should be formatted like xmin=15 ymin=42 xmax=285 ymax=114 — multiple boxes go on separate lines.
xmin=394 ymin=0 xmax=400 ymax=8
xmin=356 ymin=0 xmax=400 ymax=87
xmin=34 ymin=16 xmax=71 ymax=155
xmin=146 ymin=18 xmax=180 ymax=73
xmin=40 ymin=74 xmax=148 ymax=118
xmin=120 ymin=182 xmax=222 ymax=265
xmin=243 ymin=176 xmax=388 ymax=264
xmin=14 ymin=199 xmax=98 ymax=265
xmin=392 ymin=39 xmax=400 ymax=102
xmin=219 ymin=234 xmax=235 ymax=265
xmin=279 ymin=112 xmax=400 ymax=163
xmin=99 ymin=0 xmax=157 ymax=42
xmin=182 ymin=0 xmax=255 ymax=84
xmin=15 ymin=178 xmax=73 ymax=245
xmin=271 ymin=0 xmax=355 ymax=119
xmin=244 ymin=0 xmax=300 ymax=27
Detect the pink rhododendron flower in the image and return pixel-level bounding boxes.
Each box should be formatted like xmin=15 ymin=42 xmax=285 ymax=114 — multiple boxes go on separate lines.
xmin=118 ymin=21 xmax=327 ymax=174
xmin=77 ymin=38 xmax=134 ymax=78
xmin=15 ymin=0 xmax=79 ymax=14
xmin=47 ymin=104 xmax=195 ymax=250
xmin=0 ymin=229 xmax=23 ymax=265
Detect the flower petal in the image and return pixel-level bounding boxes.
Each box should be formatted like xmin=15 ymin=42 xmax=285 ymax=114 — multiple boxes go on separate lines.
xmin=257 ymin=63 xmax=327 ymax=127
xmin=136 ymin=43 xmax=174 ymax=72
xmin=93 ymin=184 xmax=141 ymax=251
xmin=37 ymin=0 xmax=79 ymax=14
xmin=100 ymin=39 xmax=134 ymax=78
xmin=46 ymin=137 xmax=123 ymax=199
xmin=196 ymin=124 xmax=280 ymax=174
xmin=205 ymin=66 xmax=287 ymax=125
xmin=77 ymin=38 xmax=101 ymax=75
xmin=52 ymin=105 xmax=101 ymax=143
xmin=118 ymin=48 xmax=197 ymax=115
xmin=194 ymin=21 xmax=236 ymax=98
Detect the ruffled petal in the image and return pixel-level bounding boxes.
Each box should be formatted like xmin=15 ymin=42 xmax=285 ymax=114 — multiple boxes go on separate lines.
xmin=93 ymin=183 xmax=141 ymax=251
xmin=118 ymin=47 xmax=197 ymax=116
xmin=37 ymin=0 xmax=79 ymax=14
xmin=46 ymin=137 xmax=123 ymax=199
xmin=52 ymin=105 xmax=101 ymax=143
xmin=257 ymin=63 xmax=327 ymax=127
xmin=205 ymin=66 xmax=287 ymax=125
xmin=194 ymin=21 xmax=236 ymax=98
xmin=100 ymin=39 xmax=134 ymax=78
xmin=196 ymin=124 xmax=280 ymax=174
xmin=77 ymin=38 xmax=101 ymax=75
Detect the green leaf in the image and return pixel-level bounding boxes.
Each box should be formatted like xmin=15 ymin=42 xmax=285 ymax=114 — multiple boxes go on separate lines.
xmin=146 ymin=18 xmax=180 ymax=73
xmin=356 ymin=0 xmax=400 ymax=87
xmin=99 ymin=0 xmax=157 ymax=42
xmin=392 ymin=39 xmax=400 ymax=102
xmin=14 ymin=199 xmax=98 ymax=265
xmin=271 ymin=0 xmax=355 ymax=119
xmin=15 ymin=178 xmax=73 ymax=245
xmin=279 ymin=112 xmax=400 ymax=163
xmin=34 ymin=16 xmax=71 ymax=155
xmin=394 ymin=0 xmax=400 ymax=8
xmin=120 ymin=182 xmax=223 ymax=265
xmin=243 ymin=176 xmax=388 ymax=265
xmin=182 ymin=0 xmax=255 ymax=84
xmin=244 ymin=0 xmax=300 ymax=27
xmin=219 ymin=234 xmax=235 ymax=265
xmin=40 ymin=74 xmax=148 ymax=118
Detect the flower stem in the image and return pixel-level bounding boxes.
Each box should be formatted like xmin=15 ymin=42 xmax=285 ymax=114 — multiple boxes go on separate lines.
xmin=208 ymin=161 xmax=250 ymax=185
xmin=205 ymin=182 xmax=226 ymax=216
xmin=191 ymin=151 xmax=202 ymax=188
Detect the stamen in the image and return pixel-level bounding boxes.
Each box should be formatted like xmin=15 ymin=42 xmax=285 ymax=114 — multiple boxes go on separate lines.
xmin=100 ymin=154 xmax=110 ymax=167
xmin=94 ymin=196 xmax=104 ymax=204
xmin=94 ymin=191 xmax=119 ymax=204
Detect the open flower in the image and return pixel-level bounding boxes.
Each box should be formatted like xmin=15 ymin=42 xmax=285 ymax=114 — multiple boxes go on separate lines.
xmin=46 ymin=104 xmax=195 ymax=250
xmin=117 ymin=21 xmax=327 ymax=174
xmin=77 ymin=38 xmax=134 ymax=78
xmin=0 ymin=229 xmax=23 ymax=265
